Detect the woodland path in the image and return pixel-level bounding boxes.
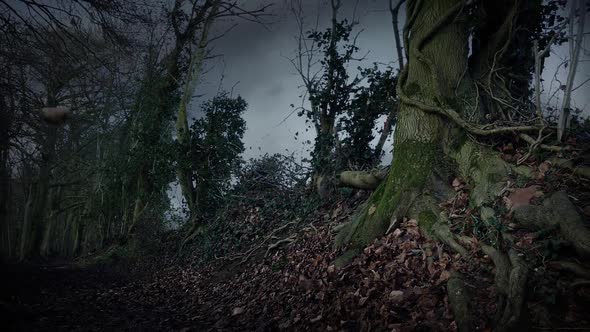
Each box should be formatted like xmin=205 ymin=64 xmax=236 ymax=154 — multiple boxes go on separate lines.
xmin=2 ymin=262 xmax=211 ymax=331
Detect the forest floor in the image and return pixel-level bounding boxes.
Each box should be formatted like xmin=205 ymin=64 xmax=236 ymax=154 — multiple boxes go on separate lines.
xmin=2 ymin=213 xmax=472 ymax=331
xmin=3 ymin=156 xmax=590 ymax=331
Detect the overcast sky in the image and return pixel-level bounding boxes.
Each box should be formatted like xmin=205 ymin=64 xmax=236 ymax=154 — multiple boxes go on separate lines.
xmin=188 ymin=0 xmax=589 ymax=167
xmin=191 ymin=0 xmax=402 ymax=165
xmin=166 ymin=0 xmax=590 ymax=211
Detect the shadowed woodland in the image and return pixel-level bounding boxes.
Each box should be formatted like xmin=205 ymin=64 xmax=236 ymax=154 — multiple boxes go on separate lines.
xmin=1 ymin=0 xmax=590 ymax=331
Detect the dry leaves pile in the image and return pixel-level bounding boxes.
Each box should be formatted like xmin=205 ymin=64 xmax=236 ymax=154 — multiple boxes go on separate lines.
xmin=9 ymin=150 xmax=590 ymax=331
xmin=144 ymin=215 xmax=471 ymax=331
xmin=12 ymin=198 xmax=485 ymax=331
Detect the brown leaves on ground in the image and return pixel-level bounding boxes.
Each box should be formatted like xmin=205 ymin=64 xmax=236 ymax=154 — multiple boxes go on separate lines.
xmin=504 ymin=185 xmax=543 ymax=210
xmin=440 ymin=178 xmax=471 ymax=220
xmin=15 ymin=199 xmax=478 ymax=331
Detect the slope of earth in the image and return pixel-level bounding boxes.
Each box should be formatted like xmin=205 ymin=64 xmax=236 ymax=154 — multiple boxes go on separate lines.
xmin=3 ymin=157 xmax=590 ymax=331
xmin=2 ymin=197 xmax=476 ymax=331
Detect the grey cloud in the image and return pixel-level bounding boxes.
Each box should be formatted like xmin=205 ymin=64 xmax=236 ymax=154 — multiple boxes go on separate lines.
xmin=187 ymin=0 xmax=587 ymax=169
xmin=265 ymin=82 xmax=284 ymax=97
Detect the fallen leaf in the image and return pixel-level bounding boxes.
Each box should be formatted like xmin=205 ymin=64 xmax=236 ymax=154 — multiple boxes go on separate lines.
xmin=389 ymin=290 xmax=404 ymax=303
xmin=506 ymin=185 xmax=541 ymax=210
xmin=438 ymin=270 xmax=451 ymax=283
xmin=327 ymin=265 xmax=336 ymax=274
xmin=452 ymin=178 xmax=465 ymax=191
xmin=537 ymin=160 xmax=551 ymax=179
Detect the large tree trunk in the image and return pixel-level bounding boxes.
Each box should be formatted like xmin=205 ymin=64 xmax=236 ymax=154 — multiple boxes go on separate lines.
xmin=337 ymin=0 xmax=468 ymax=247
xmin=335 ymin=2 xmax=554 ymax=329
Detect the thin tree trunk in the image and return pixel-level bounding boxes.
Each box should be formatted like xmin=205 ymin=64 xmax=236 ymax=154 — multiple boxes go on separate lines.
xmin=374 ymin=103 xmax=397 ymax=161
xmin=19 ymin=183 xmax=34 ymax=261
xmin=176 ymin=2 xmax=220 ymax=222
xmin=557 ymin=0 xmax=586 ymax=141
xmin=373 ymin=0 xmax=406 ymax=162
xmin=389 ymin=0 xmax=406 ymax=69
xmin=129 ymin=169 xmax=147 ymax=235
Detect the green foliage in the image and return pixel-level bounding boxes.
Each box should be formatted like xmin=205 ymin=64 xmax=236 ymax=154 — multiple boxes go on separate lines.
xmin=297 ymin=19 xmax=361 ymax=175
xmin=297 ymin=19 xmax=398 ymax=174
xmin=339 ymin=66 xmax=397 ymax=168
xmin=306 ymin=19 xmax=360 ymax=115
xmin=181 ymin=153 xmax=312 ymax=265
xmin=186 ymin=94 xmax=247 ymax=219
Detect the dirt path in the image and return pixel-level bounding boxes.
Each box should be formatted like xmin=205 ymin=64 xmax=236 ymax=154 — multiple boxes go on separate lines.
xmin=1 ymin=262 xmax=197 ymax=331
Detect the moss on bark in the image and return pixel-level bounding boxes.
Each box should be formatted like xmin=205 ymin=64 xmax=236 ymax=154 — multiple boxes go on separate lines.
xmin=336 ymin=141 xmax=439 ymax=247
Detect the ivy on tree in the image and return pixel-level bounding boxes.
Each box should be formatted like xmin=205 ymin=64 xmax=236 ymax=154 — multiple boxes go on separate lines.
xmin=184 ymin=94 xmax=247 ymax=221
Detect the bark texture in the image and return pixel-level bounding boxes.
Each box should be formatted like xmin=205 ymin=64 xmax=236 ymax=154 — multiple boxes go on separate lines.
xmin=337 ymin=0 xmax=468 ymax=247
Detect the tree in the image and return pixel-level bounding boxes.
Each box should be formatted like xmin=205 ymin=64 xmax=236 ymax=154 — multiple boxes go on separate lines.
xmin=338 ymin=0 xmax=470 ymax=247
xmin=179 ymin=94 xmax=247 ymax=248
xmin=289 ymin=0 xmax=402 ymax=196
xmin=175 ymin=0 xmax=221 ymax=229
xmin=0 ymin=19 xmax=152 ymax=260
xmin=126 ymin=0 xmax=269 ymax=235
xmin=557 ymin=0 xmax=587 ymax=141
xmin=289 ymin=0 xmax=361 ymax=184
xmin=335 ymin=1 xmax=585 ymax=329
xmin=338 ymin=66 xmax=397 ymax=169
xmin=188 ymin=95 xmax=247 ymax=220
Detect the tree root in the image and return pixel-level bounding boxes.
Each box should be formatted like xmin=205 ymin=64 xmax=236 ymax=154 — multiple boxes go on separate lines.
xmin=334 ymin=168 xmax=389 ymax=190
xmin=432 ymin=215 xmax=469 ymax=258
xmin=447 ymin=272 xmax=475 ymax=332
xmin=481 ymin=245 xmax=529 ymax=331
xmin=499 ymin=251 xmax=529 ymax=331
xmin=513 ymin=191 xmax=590 ymax=257
xmin=221 ymin=221 xmax=298 ymax=264
xmin=265 ymin=234 xmax=297 ymax=256
xmin=178 ymin=222 xmax=205 ymax=256
xmin=551 ymin=158 xmax=590 ymax=179
xmin=571 ymin=280 xmax=590 ymax=289
xmin=547 ymin=261 xmax=590 ymax=279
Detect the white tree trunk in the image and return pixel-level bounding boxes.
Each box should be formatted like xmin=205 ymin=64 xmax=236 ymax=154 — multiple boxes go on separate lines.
xmin=557 ymin=0 xmax=586 ymax=141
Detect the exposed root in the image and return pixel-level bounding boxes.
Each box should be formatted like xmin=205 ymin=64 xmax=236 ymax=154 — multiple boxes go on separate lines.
xmin=519 ymin=133 xmax=566 ymax=153
xmin=334 ymin=168 xmax=389 ymax=190
xmin=265 ymin=234 xmax=297 ymax=256
xmin=551 ymin=158 xmax=590 ymax=179
xmin=481 ymin=244 xmax=529 ymax=331
xmin=432 ymin=215 xmax=469 ymax=258
xmin=178 ymin=222 xmax=205 ymax=256
xmin=547 ymin=261 xmax=590 ymax=279
xmin=571 ymin=280 xmax=590 ymax=289
xmin=481 ymin=244 xmax=510 ymax=296
xmin=498 ymin=251 xmax=529 ymax=331
xmin=513 ymin=191 xmax=590 ymax=257
xmin=447 ymin=272 xmax=475 ymax=332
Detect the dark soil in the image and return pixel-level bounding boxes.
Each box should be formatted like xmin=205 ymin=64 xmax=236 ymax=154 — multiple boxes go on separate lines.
xmin=1 ymin=262 xmax=157 ymax=331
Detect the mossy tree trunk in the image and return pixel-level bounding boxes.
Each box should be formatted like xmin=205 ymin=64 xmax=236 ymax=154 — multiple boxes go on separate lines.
xmin=19 ymin=88 xmax=59 ymax=260
xmin=338 ymin=0 xmax=469 ymax=247
xmin=336 ymin=2 xmax=562 ymax=329
xmin=176 ymin=1 xmax=220 ymax=229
